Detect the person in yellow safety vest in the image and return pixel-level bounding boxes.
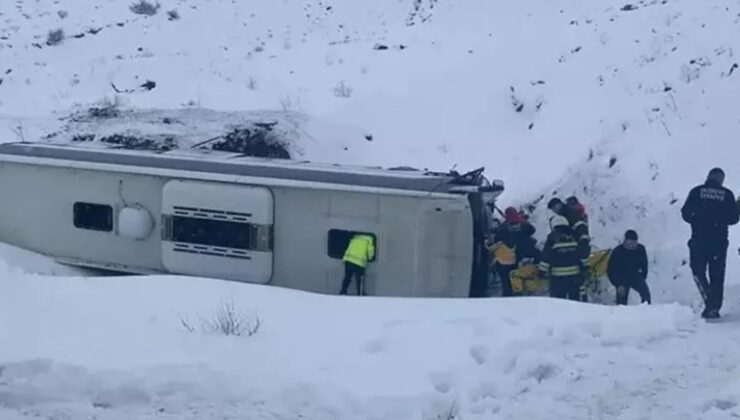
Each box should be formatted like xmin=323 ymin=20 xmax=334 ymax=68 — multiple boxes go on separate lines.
xmin=339 ymin=234 xmax=376 ymax=296
xmin=538 ymin=215 xmax=590 ymax=301
xmin=488 ymin=226 xmax=517 ymax=296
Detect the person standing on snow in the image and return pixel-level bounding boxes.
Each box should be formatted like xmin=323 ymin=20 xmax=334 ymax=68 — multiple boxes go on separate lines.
xmin=502 ymin=207 xmax=539 ymax=264
xmin=488 ymin=222 xmax=518 ymax=297
xmin=681 ymin=167 xmax=740 ymax=319
xmin=339 ymin=233 xmax=376 ymax=296
xmin=538 ymin=215 xmax=590 ymax=301
xmin=548 ymin=197 xmax=590 ymax=246
xmin=607 ymin=230 xmax=650 ymax=305
xmin=566 ymin=196 xmax=588 ymax=221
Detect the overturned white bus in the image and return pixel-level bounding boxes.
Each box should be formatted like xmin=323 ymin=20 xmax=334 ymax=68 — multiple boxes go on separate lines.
xmin=0 ymin=141 xmax=503 ymax=297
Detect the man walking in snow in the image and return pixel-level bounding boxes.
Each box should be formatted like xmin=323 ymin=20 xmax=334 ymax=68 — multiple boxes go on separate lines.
xmin=681 ymin=167 xmax=740 ymax=319
xmin=607 ymin=230 xmax=650 ymax=305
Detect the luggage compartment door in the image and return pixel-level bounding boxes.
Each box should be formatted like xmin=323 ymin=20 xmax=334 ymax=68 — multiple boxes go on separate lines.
xmin=161 ymin=180 xmax=274 ymax=283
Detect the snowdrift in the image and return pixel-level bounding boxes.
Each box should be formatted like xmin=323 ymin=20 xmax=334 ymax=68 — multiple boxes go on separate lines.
xmin=0 ymin=269 xmax=709 ymax=420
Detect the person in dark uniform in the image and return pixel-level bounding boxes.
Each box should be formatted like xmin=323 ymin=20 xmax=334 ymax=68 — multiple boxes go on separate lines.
xmin=681 ymin=167 xmax=740 ymax=319
xmin=502 ymin=207 xmax=540 ymax=264
xmin=538 ymin=215 xmax=590 ymax=300
xmin=607 ymin=230 xmax=650 ymax=305
xmin=548 ymin=197 xmax=590 ymax=246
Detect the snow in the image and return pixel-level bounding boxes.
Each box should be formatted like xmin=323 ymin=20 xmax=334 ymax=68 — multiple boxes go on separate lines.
xmin=0 ymin=268 xmax=727 ymax=420
xmin=2 ymin=0 xmax=740 ymax=417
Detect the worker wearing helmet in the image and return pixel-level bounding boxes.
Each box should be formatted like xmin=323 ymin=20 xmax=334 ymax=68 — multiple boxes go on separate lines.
xmin=548 ymin=197 xmax=590 ymax=246
xmin=539 ymin=215 xmax=590 ymax=300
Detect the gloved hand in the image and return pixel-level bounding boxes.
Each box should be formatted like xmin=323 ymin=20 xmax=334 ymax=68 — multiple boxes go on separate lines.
xmin=616 ymin=286 xmax=627 ymax=297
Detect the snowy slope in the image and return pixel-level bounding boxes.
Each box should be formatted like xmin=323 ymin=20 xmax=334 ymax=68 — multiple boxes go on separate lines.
xmin=1 ymin=0 xmax=670 ymax=194
xmin=3 ymin=0 xmax=740 ymax=418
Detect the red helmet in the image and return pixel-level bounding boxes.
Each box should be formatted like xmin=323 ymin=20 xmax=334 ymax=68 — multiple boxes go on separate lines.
xmin=504 ymin=207 xmax=524 ymax=223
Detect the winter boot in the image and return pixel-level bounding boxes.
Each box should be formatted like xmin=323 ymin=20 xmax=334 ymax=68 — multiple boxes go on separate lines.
xmin=702 ymin=308 xmax=720 ymax=319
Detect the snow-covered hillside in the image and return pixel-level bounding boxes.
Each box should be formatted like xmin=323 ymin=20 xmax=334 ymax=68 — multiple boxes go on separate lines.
xmin=8 ymin=0 xmax=737 ymax=195
xmin=3 ymin=0 xmax=740 ymax=418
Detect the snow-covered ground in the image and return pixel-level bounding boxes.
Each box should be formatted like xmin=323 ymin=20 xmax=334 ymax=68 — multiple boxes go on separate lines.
xmin=2 ymin=257 xmax=739 ymax=420
xmin=3 ymin=0 xmax=740 ymax=418
xmin=6 ymin=254 xmax=740 ymax=420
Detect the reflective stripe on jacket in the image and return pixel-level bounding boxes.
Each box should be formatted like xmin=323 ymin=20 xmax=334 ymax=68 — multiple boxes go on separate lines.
xmin=343 ymin=234 xmax=376 ymax=268
xmin=538 ymin=233 xmax=589 ymax=278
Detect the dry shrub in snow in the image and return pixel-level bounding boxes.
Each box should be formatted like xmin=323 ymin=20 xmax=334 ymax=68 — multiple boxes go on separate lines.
xmin=46 ymin=29 xmax=64 ymax=46
xmin=130 ymin=0 xmax=161 ymax=16
xmin=87 ymin=96 xmax=125 ymax=119
xmin=333 ymin=81 xmax=353 ymax=98
xmin=181 ymin=301 xmax=261 ymax=337
xmin=425 ymin=401 xmax=460 ymax=420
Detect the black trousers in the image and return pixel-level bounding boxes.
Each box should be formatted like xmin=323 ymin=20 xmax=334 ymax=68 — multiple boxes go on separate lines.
xmin=549 ymin=275 xmax=583 ymax=301
xmin=496 ymin=263 xmax=516 ymax=297
xmin=340 ymin=262 xmax=365 ymax=295
xmin=689 ymin=238 xmax=728 ymax=313
xmin=615 ymin=279 xmax=651 ymax=305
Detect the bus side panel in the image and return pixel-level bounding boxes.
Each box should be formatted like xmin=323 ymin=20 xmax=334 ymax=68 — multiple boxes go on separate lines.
xmin=270 ymin=187 xmax=333 ymax=293
xmin=270 ymin=186 xmax=421 ymax=296
xmin=416 ymin=198 xmax=474 ymax=297
xmin=372 ymin=194 xmax=419 ymax=296
xmin=0 ymin=162 xmax=166 ymax=272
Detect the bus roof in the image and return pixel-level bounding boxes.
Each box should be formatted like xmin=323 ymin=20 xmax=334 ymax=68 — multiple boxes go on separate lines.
xmin=0 ymin=141 xmax=500 ymax=195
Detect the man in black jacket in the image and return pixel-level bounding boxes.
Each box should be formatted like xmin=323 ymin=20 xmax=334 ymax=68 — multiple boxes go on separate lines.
xmin=607 ymin=230 xmax=650 ymax=305
xmin=681 ymin=167 xmax=740 ymax=319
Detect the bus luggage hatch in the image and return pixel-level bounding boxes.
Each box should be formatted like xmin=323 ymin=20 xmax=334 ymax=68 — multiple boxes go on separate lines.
xmin=160 ymin=180 xmax=274 ymax=283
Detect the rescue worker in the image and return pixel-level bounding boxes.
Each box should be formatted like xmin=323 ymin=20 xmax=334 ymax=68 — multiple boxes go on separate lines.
xmin=488 ymin=225 xmax=517 ymax=297
xmin=339 ymin=233 xmax=376 ymax=296
xmin=566 ymin=196 xmax=588 ymax=221
xmin=502 ymin=206 xmax=540 ymax=264
xmin=548 ymin=197 xmax=590 ymax=246
xmin=607 ymin=230 xmax=650 ymax=305
xmin=681 ymin=167 xmax=740 ymax=319
xmin=538 ymin=215 xmax=590 ymax=301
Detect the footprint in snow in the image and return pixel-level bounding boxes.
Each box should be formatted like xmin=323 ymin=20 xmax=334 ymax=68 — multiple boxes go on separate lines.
xmin=429 ymin=371 xmax=454 ymax=394
xmin=703 ymin=398 xmax=737 ymax=412
xmin=382 ymin=319 xmax=411 ymax=329
xmin=470 ymin=381 xmax=498 ymax=402
xmin=502 ymin=317 xmax=519 ymax=326
xmin=361 ymin=338 xmax=388 ymax=354
xmin=469 ymin=344 xmax=488 ymax=365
